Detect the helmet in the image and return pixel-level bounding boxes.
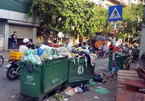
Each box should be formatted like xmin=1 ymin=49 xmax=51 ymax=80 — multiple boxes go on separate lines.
xmin=23 ymin=38 xmax=29 ymax=43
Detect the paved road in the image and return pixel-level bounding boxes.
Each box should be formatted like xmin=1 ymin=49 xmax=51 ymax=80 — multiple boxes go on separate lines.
xmin=0 ymin=63 xmax=20 ymax=101
xmin=0 ymin=51 xmax=19 ymax=101
xmin=95 ymin=58 xmax=109 ymax=73
xmin=0 ymin=51 xmax=109 ymax=101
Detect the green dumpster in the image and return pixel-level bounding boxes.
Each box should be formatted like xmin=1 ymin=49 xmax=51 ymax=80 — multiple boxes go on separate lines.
xmin=19 ymin=62 xmax=42 ymax=97
xmin=42 ymin=57 xmax=68 ymax=93
xmin=68 ymin=58 xmax=94 ymax=84
xmin=19 ymin=57 xmax=68 ymax=98
xmin=108 ymin=52 xmax=128 ymax=71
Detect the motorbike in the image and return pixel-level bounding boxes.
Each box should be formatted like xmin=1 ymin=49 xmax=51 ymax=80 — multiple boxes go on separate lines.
xmin=6 ymin=59 xmax=20 ymax=80
xmin=96 ymin=49 xmax=102 ymax=57
xmin=96 ymin=49 xmax=108 ymax=58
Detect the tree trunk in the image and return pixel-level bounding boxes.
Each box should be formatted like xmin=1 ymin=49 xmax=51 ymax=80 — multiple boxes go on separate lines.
xmin=43 ymin=34 xmax=48 ymax=44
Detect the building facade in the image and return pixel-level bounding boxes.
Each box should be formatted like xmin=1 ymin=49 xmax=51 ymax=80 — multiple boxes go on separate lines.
xmin=90 ymin=0 xmax=140 ymax=8
xmin=0 ymin=0 xmax=40 ymax=50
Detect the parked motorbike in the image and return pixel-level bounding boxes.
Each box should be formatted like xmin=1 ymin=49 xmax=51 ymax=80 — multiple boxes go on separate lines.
xmin=6 ymin=59 xmax=20 ymax=80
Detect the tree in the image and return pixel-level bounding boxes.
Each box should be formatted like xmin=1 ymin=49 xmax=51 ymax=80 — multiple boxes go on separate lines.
xmin=28 ymin=0 xmax=109 ymax=43
xmin=116 ymin=4 xmax=144 ymax=43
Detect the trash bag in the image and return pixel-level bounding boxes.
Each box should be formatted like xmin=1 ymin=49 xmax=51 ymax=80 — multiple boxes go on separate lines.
xmin=24 ymin=49 xmax=36 ymax=56
xmin=79 ymin=84 xmax=89 ymax=92
xmin=37 ymin=48 xmax=44 ymax=56
xmin=40 ymin=44 xmax=52 ymax=50
xmin=93 ymin=87 xmax=109 ymax=94
xmin=26 ymin=54 xmax=37 ymax=64
xmin=109 ymin=66 xmax=119 ymax=75
xmin=34 ymin=55 xmax=42 ymax=64
xmin=74 ymin=86 xmax=83 ymax=93
xmin=26 ymin=54 xmax=42 ymax=64
xmin=89 ymin=81 xmax=96 ymax=86
xmin=40 ymin=48 xmax=54 ymax=60
xmin=64 ymin=86 xmax=75 ymax=96
xmin=93 ymin=74 xmax=103 ymax=82
xmin=59 ymin=48 xmax=72 ymax=58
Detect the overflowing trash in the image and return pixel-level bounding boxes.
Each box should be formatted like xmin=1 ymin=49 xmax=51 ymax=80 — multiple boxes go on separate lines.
xmin=17 ymin=42 xmax=117 ymax=101
xmin=21 ymin=44 xmax=97 ymax=66
xmin=64 ymin=84 xmax=89 ymax=96
xmin=45 ymin=79 xmax=110 ymax=101
xmin=23 ymin=49 xmax=42 ymax=65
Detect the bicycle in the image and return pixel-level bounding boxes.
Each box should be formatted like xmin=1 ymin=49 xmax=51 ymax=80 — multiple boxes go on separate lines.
xmin=0 ymin=55 xmax=4 ymax=67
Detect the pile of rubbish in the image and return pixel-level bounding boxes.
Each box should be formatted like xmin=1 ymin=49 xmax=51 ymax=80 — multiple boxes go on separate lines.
xmin=42 ymin=70 xmax=114 ymax=101
xmin=45 ymin=82 xmax=109 ymax=101
xmin=22 ymin=44 xmax=97 ymax=66
xmin=64 ymin=84 xmax=89 ymax=96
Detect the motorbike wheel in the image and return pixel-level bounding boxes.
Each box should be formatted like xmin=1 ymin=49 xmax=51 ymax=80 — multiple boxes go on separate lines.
xmin=6 ymin=66 xmax=19 ymax=80
xmin=97 ymin=54 xmax=101 ymax=57
xmin=0 ymin=55 xmax=4 ymax=67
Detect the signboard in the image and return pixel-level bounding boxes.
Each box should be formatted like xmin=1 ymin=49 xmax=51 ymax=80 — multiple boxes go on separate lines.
xmin=0 ymin=0 xmax=32 ymax=13
xmin=108 ymin=5 xmax=123 ymax=22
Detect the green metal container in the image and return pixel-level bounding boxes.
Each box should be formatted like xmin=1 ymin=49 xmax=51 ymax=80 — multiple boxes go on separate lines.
xmin=68 ymin=58 xmax=94 ymax=84
xmin=19 ymin=62 xmax=42 ymax=97
xmin=108 ymin=52 xmax=128 ymax=71
xmin=19 ymin=57 xmax=68 ymax=98
xmin=42 ymin=57 xmax=68 ymax=93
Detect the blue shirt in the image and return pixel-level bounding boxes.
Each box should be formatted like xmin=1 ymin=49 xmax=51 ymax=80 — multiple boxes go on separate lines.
xmin=100 ymin=45 xmax=106 ymax=52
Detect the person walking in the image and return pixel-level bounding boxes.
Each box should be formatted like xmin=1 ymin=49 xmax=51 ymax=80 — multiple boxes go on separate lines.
xmin=11 ymin=31 xmax=17 ymax=50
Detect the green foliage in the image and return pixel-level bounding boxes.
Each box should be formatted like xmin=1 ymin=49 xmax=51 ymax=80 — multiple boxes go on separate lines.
xmin=28 ymin=0 xmax=143 ymax=43
xmin=117 ymin=4 xmax=144 ymax=41
xmin=28 ymin=0 xmax=108 ymax=38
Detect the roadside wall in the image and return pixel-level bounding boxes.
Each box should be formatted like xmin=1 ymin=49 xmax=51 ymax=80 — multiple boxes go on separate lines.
xmin=140 ymin=24 xmax=145 ymax=57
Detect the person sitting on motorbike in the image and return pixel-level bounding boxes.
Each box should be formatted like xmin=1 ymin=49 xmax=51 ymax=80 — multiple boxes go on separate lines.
xmin=19 ymin=38 xmax=29 ymax=53
xmin=100 ymin=43 xmax=106 ymax=57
